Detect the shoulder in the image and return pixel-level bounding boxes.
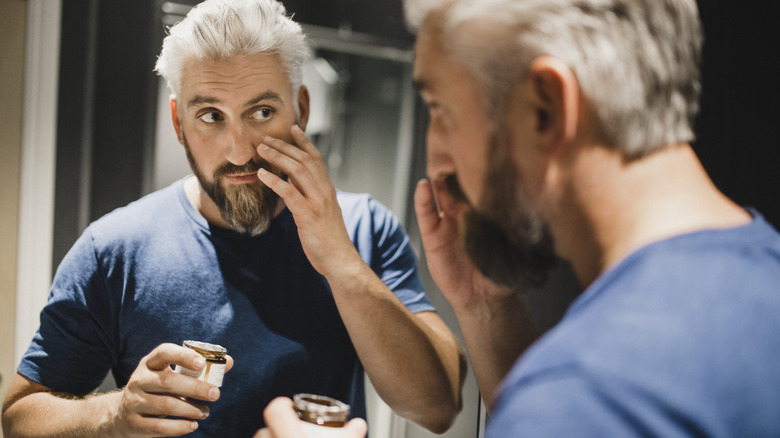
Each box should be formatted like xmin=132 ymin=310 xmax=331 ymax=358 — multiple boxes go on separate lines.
xmin=491 ymin=214 xmax=780 ymax=436
xmin=336 ymin=191 xmax=391 ymax=217
xmin=91 ymin=182 xmax=182 ymax=232
xmin=86 ymin=182 xmax=186 ymax=251
xmin=336 ymin=191 xmax=401 ymax=235
xmin=488 ymin=366 xmax=640 ymax=437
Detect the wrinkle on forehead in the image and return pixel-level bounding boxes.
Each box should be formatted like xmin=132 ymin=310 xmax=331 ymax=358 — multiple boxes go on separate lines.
xmin=181 ymin=53 xmax=292 ymax=99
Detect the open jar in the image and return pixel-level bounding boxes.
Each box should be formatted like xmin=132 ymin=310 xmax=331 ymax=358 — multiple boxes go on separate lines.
xmin=293 ymin=393 xmax=351 ymax=437
xmin=174 ymin=340 xmax=227 ymax=387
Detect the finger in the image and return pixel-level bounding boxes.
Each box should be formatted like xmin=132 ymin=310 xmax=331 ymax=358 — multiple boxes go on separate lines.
xmin=257 ymin=141 xmax=322 ymax=199
xmin=290 ymin=124 xmax=322 ymax=159
xmin=257 ymin=139 xmax=312 ymax=177
xmin=225 ymin=354 xmax=235 ymax=373
xmin=144 ymin=343 xmax=204 ymax=373
xmin=264 ymin=127 xmax=329 ymax=182
xmin=135 ymin=392 xmax=210 ymax=420
xmin=126 ymin=414 xmax=199 ymax=437
xmin=258 ymin=127 xmax=324 ymax=176
xmin=257 ymin=167 xmax=304 ymax=206
xmin=263 ymin=397 xmax=306 ymax=438
xmin=140 ymin=344 xmax=219 ymax=402
xmin=414 ymin=179 xmax=441 ymax=233
xmin=134 ymin=364 xmax=219 ymax=404
xmin=430 ymin=178 xmax=463 ymax=218
xmin=253 ymin=428 xmax=272 ymax=438
xmin=161 ymin=371 xmax=221 ymax=403
xmin=344 ymin=418 xmax=368 ymax=438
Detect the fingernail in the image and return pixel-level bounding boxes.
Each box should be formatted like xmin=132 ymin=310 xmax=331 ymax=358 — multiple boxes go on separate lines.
xmin=201 ymin=407 xmax=210 ymax=419
xmin=191 ymin=421 xmax=199 ymax=430
xmin=259 ymin=143 xmax=269 ymax=151
xmin=209 ymin=387 xmax=220 ymax=401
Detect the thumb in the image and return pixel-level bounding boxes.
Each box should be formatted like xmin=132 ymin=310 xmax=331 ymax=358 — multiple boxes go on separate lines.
xmin=343 ymin=417 xmax=368 ymax=437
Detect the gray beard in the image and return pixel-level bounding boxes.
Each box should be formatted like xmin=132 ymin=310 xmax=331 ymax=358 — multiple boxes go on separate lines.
xmin=447 ymin=127 xmax=557 ymax=291
xmin=182 ymin=132 xmax=280 ymax=236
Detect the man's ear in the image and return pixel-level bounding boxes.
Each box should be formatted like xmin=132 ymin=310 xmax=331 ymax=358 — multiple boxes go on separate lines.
xmin=296 ymin=85 xmax=310 ymax=132
xmin=170 ymin=96 xmax=184 ymax=145
xmin=527 ymin=56 xmax=579 ymax=155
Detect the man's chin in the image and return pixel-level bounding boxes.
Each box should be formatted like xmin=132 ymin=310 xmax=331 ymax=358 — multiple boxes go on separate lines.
xmin=461 ymin=208 xmax=557 ymax=291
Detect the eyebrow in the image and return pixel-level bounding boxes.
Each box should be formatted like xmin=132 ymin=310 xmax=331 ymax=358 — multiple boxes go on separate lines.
xmin=186 ymin=91 xmax=284 ymax=109
xmin=247 ymin=91 xmax=283 ymax=106
xmin=187 ymin=95 xmax=219 ymax=108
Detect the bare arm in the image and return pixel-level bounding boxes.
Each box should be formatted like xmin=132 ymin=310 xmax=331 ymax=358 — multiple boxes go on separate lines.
xmin=2 ymin=375 xmax=126 ymax=438
xmin=2 ymin=344 xmax=229 ymax=438
xmin=256 ymin=126 xmax=465 ymax=433
xmin=326 ymin=269 xmax=466 ymax=433
xmin=414 ymin=178 xmax=538 ymax=409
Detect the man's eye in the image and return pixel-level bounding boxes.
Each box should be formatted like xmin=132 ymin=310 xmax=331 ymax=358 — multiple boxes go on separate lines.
xmin=198 ymin=112 xmax=223 ymax=123
xmin=252 ymin=108 xmax=273 ymax=121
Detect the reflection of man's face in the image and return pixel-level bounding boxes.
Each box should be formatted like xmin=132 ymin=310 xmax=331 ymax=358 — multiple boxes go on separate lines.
xmin=182 ymin=130 xmax=280 ymax=235
xmin=173 ymin=53 xmax=303 ymax=235
xmin=414 ymin=18 xmax=557 ymax=290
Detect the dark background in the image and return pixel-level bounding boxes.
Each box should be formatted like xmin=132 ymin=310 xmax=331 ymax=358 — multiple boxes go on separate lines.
xmin=694 ymin=1 xmax=780 ymax=227
xmin=53 ymin=0 xmax=780 ymax=270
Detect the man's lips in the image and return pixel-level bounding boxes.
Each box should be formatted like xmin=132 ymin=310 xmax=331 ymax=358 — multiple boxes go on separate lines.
xmin=224 ymin=172 xmax=260 ymax=184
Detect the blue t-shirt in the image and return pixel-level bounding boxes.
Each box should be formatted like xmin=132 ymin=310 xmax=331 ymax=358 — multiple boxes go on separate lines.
xmin=19 ymin=178 xmax=434 ymax=437
xmin=489 ymin=211 xmax=780 ymax=437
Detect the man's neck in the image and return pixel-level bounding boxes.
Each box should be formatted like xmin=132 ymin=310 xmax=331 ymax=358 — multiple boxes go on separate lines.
xmin=554 ymin=143 xmax=751 ymax=287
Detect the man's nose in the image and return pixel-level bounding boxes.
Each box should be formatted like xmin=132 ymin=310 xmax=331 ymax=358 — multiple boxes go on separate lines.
xmin=225 ymin=122 xmax=257 ymax=166
xmin=425 ymin=128 xmax=456 ymax=181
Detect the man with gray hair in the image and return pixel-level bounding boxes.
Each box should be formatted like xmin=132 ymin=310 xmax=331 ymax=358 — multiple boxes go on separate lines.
xmin=2 ymin=0 xmax=464 ymax=436
xmin=260 ymin=0 xmax=780 ymax=436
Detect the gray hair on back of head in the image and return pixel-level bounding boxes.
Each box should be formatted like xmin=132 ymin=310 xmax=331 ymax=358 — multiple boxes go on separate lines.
xmin=410 ymin=0 xmax=704 ymax=160
xmin=155 ymin=0 xmax=309 ymax=100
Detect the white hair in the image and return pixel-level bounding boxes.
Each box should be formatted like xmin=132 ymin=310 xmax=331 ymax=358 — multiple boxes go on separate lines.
xmin=155 ymin=0 xmax=309 ymax=99
xmin=403 ymin=0 xmax=452 ymax=31
xmin=412 ymin=0 xmax=704 ymax=159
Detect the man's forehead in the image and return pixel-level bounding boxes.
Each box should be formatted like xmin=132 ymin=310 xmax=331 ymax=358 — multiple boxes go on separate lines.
xmin=179 ymin=53 xmax=292 ymax=100
xmin=412 ymin=19 xmax=448 ymax=92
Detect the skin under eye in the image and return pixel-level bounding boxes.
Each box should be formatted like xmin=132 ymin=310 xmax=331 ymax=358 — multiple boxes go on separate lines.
xmin=198 ymin=111 xmax=223 ymax=124
xmin=428 ymin=104 xmax=455 ymax=132
xmin=427 ymin=103 xmax=446 ymax=124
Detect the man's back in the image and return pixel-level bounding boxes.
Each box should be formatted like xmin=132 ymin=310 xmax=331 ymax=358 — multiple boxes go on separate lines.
xmin=490 ymin=212 xmax=780 ymax=436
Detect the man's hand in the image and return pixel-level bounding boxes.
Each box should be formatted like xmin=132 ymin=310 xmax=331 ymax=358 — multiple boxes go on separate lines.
xmin=415 ymin=178 xmax=536 ymax=406
xmin=414 ymin=178 xmax=514 ymax=310
xmin=254 ymin=397 xmax=367 ymax=438
xmin=256 ymin=125 xmax=362 ymax=278
xmin=2 ymin=343 xmax=234 ymax=438
xmin=114 ymin=343 xmax=232 ymax=437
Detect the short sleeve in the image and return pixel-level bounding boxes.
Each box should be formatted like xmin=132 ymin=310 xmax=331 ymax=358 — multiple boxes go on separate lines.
xmin=368 ymin=197 xmax=434 ymax=313
xmin=339 ymin=192 xmax=434 ymax=314
xmin=17 ymin=227 xmax=120 ymax=396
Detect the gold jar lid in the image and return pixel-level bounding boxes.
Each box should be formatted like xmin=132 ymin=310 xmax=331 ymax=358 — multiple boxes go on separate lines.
xmin=293 ymin=393 xmax=350 ymax=427
xmin=182 ymin=340 xmax=227 ymax=362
